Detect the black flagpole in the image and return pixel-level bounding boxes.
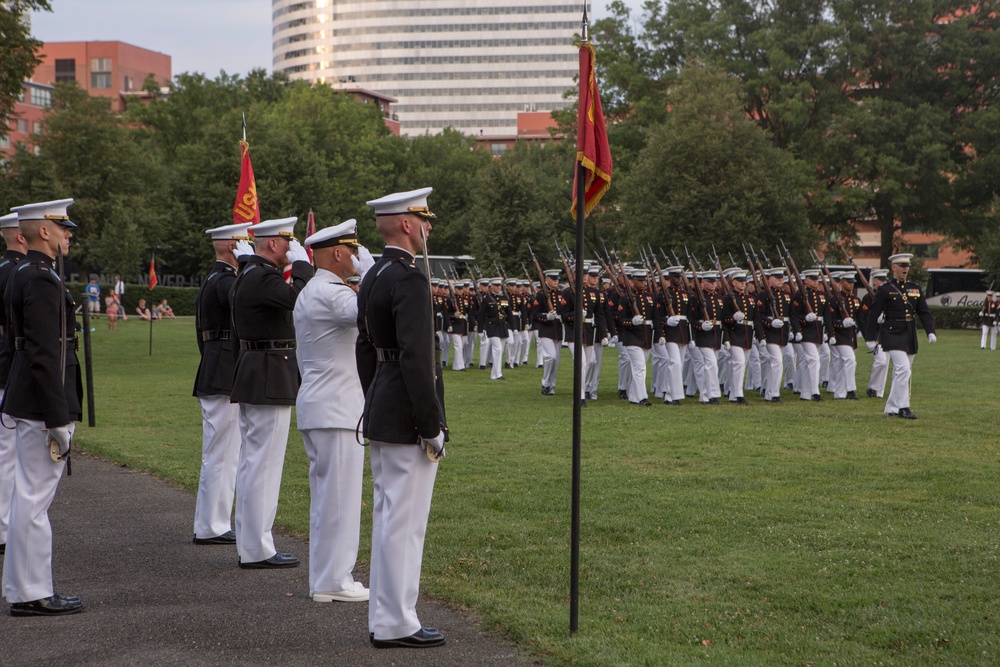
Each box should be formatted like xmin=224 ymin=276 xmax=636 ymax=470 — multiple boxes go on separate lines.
xmin=148 ymin=253 xmax=154 ymax=356
xmin=570 ymin=4 xmax=589 ymax=637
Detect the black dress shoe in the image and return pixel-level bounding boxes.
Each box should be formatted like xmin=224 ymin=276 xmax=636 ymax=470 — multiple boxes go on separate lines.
xmin=732 ymin=397 xmax=748 ymax=405
xmin=638 ymin=398 xmax=651 ymax=406
xmin=707 ymin=398 xmax=720 ymax=405
xmin=897 ymin=407 xmax=917 ymax=420
xmin=373 ymin=627 xmax=446 ymax=649
xmin=0 ymin=542 xmax=4 ymax=555
xmin=10 ymin=594 xmax=84 ymax=617
xmin=617 ymin=389 xmax=627 ymax=400
xmin=494 ymin=376 xmax=505 ymax=381
xmin=846 ymin=391 xmax=858 ymax=400
xmin=866 ymin=389 xmax=878 ymax=398
xmin=811 ymin=394 xmax=822 ymax=402
xmin=238 ymin=552 xmax=300 ymax=569
xmin=768 ymin=397 xmax=781 ymax=403
xmin=193 ymin=530 xmax=236 ymax=545
xmin=479 ymin=365 xmax=486 ymax=370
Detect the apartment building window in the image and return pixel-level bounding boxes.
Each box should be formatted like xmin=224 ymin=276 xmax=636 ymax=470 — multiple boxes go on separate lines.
xmin=32 ymin=121 xmax=43 ymax=135
xmin=29 ymin=86 xmax=51 ymax=108
xmin=15 ymin=119 xmax=28 ymax=134
xmin=91 ymin=58 xmax=112 ymax=89
xmin=0 ymin=135 xmax=9 ymax=150
xmin=55 ymin=59 xmax=76 ymax=83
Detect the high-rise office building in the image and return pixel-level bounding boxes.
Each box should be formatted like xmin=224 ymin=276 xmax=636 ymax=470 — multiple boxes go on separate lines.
xmin=272 ymin=0 xmax=586 ymax=136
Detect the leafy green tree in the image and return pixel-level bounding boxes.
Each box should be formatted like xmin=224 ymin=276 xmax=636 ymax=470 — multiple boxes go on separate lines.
xmin=618 ymin=64 xmax=816 ymax=262
xmin=0 ymin=1 xmax=51 ymax=130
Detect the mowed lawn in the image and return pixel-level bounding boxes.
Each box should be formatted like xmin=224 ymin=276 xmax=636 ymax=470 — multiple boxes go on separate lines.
xmin=76 ymin=317 xmax=1000 ymax=666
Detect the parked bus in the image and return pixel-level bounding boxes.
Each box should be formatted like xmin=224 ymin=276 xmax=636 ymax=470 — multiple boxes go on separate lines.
xmin=924 ymin=268 xmax=989 ymax=308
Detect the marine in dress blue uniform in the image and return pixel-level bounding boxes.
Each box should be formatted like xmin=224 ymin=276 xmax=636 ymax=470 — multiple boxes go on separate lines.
xmin=357 ymin=188 xmax=447 ymax=649
xmin=191 ymin=222 xmax=253 ymax=546
xmin=2 ymin=199 xmax=83 ymax=616
xmin=0 ymin=212 xmax=26 ymax=556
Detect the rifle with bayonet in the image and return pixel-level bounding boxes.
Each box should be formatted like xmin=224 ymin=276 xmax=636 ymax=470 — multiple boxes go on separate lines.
xmin=647 ymin=243 xmax=675 ymax=317
xmin=555 ymin=239 xmax=576 ymax=295
xmin=527 ymin=243 xmax=553 ymax=311
xmin=684 ymin=245 xmax=711 ymax=323
xmin=778 ymin=241 xmax=813 ymax=314
xmin=839 ymin=246 xmax=875 ymax=299
xmin=810 ymin=249 xmax=847 ymax=317
xmin=745 ymin=243 xmax=777 ymax=319
xmin=710 ymin=244 xmax=736 ymax=302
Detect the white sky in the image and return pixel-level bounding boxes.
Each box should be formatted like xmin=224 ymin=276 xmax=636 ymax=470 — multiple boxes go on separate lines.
xmin=31 ymin=1 xmax=643 ymax=79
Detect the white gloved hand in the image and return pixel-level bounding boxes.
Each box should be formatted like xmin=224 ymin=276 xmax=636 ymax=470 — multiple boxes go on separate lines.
xmin=47 ymin=425 xmax=72 ymax=461
xmin=734 ymin=311 xmax=745 ymax=323
xmin=351 ymin=245 xmax=375 ymax=278
xmin=420 ymin=431 xmax=446 ymax=462
xmin=805 ymin=312 xmax=817 ymax=323
xmin=823 ymin=333 xmax=828 ymax=342
xmin=877 ymin=313 xmax=885 ymax=324
xmin=979 ymin=312 xmax=984 ymax=317
xmin=701 ymin=321 xmax=713 ymax=332
xmin=928 ymin=333 xmax=937 ymax=344
xmin=723 ymin=341 xmax=731 ymax=351
xmin=843 ymin=317 xmax=856 ymax=328
xmin=866 ymin=341 xmax=877 ymax=351
xmin=546 ymin=310 xmax=558 ymax=321
xmin=609 ymin=335 xmax=619 ymax=345
xmin=687 ymin=340 xmax=696 ymax=349
xmin=286 ymin=239 xmax=310 ymax=264
xmin=658 ymin=337 xmax=666 ymax=345
xmin=794 ymin=332 xmax=803 ymax=342
xmin=771 ymin=318 xmax=784 ymax=329
xmin=667 ymin=316 xmax=680 ymax=327
xmin=601 ymin=337 xmax=609 ymax=346
xmin=233 ymin=240 xmax=254 ymax=258
xmin=631 ymin=315 xmax=644 ymax=326
xmin=480 ymin=331 xmax=487 ymax=342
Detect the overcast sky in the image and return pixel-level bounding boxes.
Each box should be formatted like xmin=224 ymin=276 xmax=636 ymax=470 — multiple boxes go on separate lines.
xmin=31 ymin=1 xmax=643 ymax=80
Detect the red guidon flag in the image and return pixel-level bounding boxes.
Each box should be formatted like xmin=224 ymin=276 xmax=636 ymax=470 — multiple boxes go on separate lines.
xmin=233 ymin=139 xmax=260 ymax=226
xmin=148 ymin=254 xmax=158 ymax=291
xmin=570 ymin=41 xmax=612 ymax=218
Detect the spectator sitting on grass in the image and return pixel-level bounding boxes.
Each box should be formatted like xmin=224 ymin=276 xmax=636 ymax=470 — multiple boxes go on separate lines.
xmin=136 ymin=298 xmax=160 ymax=322
xmin=156 ymin=298 xmax=176 ymax=319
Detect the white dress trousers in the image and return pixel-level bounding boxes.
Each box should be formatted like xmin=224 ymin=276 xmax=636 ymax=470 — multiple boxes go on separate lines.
xmin=193 ymin=396 xmax=241 ymax=539
xmin=302 ymin=428 xmax=364 ymax=595
xmin=695 ymin=347 xmax=720 ymax=401
xmin=868 ymin=346 xmax=888 ymax=397
xmin=663 ymin=342 xmax=685 ymax=402
xmin=728 ymin=346 xmax=748 ymax=400
xmin=885 ymin=351 xmax=914 ymax=414
xmin=830 ymin=345 xmax=857 ymax=399
xmin=783 ymin=343 xmax=797 ymax=389
xmin=235 ymin=404 xmax=291 ymax=563
xmin=650 ymin=342 xmax=667 ymax=398
xmin=538 ymin=337 xmax=560 ymax=389
xmin=764 ymin=343 xmax=785 ymax=400
xmin=586 ymin=342 xmax=604 ymax=398
xmin=0 ymin=390 xmax=15 ymax=545
xmin=488 ymin=336 xmax=505 ymax=379
xmin=615 ymin=340 xmax=629 ymax=391
xmin=450 ymin=333 xmax=466 ymax=371
xmin=2 ymin=419 xmax=72 ymax=603
xmin=624 ymin=346 xmax=650 ymax=403
xmin=797 ymin=342 xmax=820 ymax=399
xmin=368 ymin=441 xmax=438 ymax=640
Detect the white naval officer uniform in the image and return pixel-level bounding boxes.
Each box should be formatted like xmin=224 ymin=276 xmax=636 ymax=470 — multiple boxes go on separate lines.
xmin=294 ymin=266 xmax=366 ymax=598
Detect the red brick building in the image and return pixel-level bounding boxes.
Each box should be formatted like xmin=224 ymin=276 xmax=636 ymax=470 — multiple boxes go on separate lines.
xmin=1 ymin=81 xmax=52 ymax=158
xmin=33 ymin=41 xmax=172 ymax=112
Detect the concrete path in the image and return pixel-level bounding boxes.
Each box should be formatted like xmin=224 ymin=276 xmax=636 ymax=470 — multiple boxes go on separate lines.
xmin=0 ymin=454 xmax=536 ymax=666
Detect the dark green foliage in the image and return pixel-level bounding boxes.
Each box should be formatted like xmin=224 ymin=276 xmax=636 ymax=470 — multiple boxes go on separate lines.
xmin=0 ymin=2 xmax=51 ymax=129
xmin=69 ymin=282 xmax=199 ymax=317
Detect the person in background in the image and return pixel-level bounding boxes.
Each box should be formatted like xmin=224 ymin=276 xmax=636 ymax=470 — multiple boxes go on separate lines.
xmin=85 ymin=276 xmax=101 ymax=318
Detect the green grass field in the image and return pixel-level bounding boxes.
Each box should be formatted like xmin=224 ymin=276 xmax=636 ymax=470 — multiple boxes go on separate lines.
xmin=75 ymin=317 xmax=1000 ymax=666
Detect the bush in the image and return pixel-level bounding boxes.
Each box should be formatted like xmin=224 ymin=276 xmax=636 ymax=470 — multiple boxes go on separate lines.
xmin=928 ymin=307 xmax=980 ymax=330
xmin=68 ymin=282 xmax=199 ymax=317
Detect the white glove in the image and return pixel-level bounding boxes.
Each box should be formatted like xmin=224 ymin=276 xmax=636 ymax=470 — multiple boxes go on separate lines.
xmin=233 ymin=240 xmax=254 ymax=258
xmin=979 ymin=312 xmax=984 ymax=317
xmin=794 ymin=332 xmax=803 ymax=342
xmin=609 ymin=335 xmax=619 ymax=345
xmin=928 ymin=333 xmax=937 ymax=344
xmin=823 ymin=333 xmax=828 ymax=342
xmin=877 ymin=313 xmax=885 ymax=324
xmin=601 ymin=337 xmax=609 ymax=346
xmin=351 ymin=245 xmax=375 ymax=278
xmin=420 ymin=431 xmax=446 ymax=462
xmin=866 ymin=341 xmax=876 ymax=351
xmin=47 ymin=425 xmax=72 ymax=461
xmin=658 ymin=337 xmax=666 ymax=345
xmin=286 ymin=239 xmax=310 ymax=264
xmin=480 ymin=331 xmax=487 ymax=342
xmin=771 ymin=318 xmax=784 ymax=329
xmin=843 ymin=317 xmax=856 ymax=328
xmin=805 ymin=312 xmax=817 ymax=323
xmin=723 ymin=341 xmax=731 ymax=351
xmin=700 ymin=321 xmax=713 ymax=332
xmin=546 ymin=310 xmax=558 ymax=321
xmin=631 ymin=315 xmax=644 ymax=326
xmin=687 ymin=340 xmax=696 ymax=349
xmin=667 ymin=316 xmax=680 ymax=327
xmin=733 ymin=311 xmax=745 ymax=323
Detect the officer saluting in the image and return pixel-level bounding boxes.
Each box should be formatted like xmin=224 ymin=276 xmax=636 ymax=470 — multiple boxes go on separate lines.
xmin=230 ymin=217 xmax=314 ymax=568
xmin=2 ymin=199 xmax=83 ymax=616
xmin=294 ymin=218 xmax=375 ymax=603
xmin=191 ymin=222 xmax=253 ymax=546
xmin=357 ymin=187 xmax=447 ymax=649
xmin=0 ymin=212 xmax=27 ymax=556
xmin=863 ymin=253 xmax=936 ymax=419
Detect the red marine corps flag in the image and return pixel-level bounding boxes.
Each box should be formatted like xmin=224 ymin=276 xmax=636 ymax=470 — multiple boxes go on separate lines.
xmin=233 ymin=114 xmax=260 ymax=226
xmin=148 ymin=254 xmax=158 ymax=291
xmin=570 ymin=40 xmax=612 ymax=218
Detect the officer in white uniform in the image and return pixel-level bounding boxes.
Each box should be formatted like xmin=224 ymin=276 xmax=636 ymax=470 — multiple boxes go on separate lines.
xmin=294 ymin=219 xmax=374 ymax=603
xmin=0 ymin=211 xmax=27 ymax=557
xmin=2 ymin=199 xmax=83 ymax=616
xmin=191 ymin=222 xmax=253 ymax=546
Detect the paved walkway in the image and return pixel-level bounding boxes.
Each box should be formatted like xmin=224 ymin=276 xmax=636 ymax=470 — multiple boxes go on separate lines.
xmin=0 ymin=454 xmax=536 ymax=666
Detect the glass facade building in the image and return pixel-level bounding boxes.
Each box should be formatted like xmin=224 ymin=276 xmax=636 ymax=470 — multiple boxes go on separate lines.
xmin=272 ymin=0 xmax=586 ymax=136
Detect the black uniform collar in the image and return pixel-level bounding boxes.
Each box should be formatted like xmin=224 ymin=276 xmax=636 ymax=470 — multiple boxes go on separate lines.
xmin=381 ymin=246 xmax=414 ymax=261
xmin=2 ymin=249 xmax=25 ymax=262
xmin=243 ymin=254 xmax=277 ymax=270
xmin=25 ymin=249 xmax=56 ymax=269
xmin=214 ymin=259 xmax=237 ymax=272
